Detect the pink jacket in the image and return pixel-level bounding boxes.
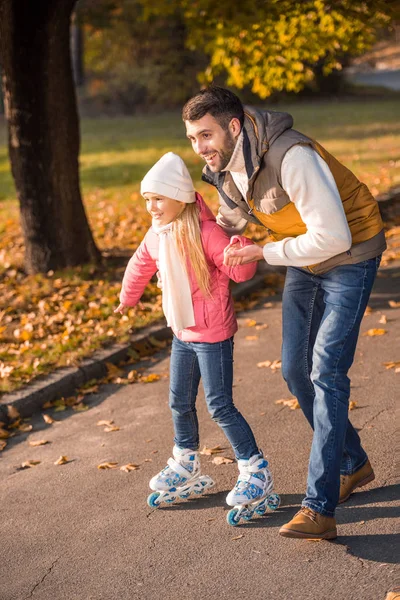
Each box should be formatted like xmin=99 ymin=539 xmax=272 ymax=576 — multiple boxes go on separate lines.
xmin=120 ymin=193 xmax=257 ymax=343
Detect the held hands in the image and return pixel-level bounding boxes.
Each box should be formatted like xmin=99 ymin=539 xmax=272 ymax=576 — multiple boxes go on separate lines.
xmin=223 ymin=236 xmax=264 ymax=266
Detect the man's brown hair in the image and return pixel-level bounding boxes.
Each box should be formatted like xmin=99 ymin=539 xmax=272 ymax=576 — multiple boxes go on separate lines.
xmin=182 ymin=86 xmax=244 ymax=130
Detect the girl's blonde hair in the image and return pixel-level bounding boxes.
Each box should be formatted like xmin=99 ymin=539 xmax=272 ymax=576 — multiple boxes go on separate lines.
xmin=172 ymin=202 xmax=212 ymax=298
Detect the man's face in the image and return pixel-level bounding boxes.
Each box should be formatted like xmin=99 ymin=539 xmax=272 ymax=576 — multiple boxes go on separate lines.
xmin=185 ymin=113 xmax=239 ymax=172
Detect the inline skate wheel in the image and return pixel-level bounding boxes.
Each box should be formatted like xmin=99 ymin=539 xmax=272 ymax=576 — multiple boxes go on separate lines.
xmin=255 ymin=503 xmax=267 ymax=516
xmin=179 ymin=491 xmax=190 ymax=499
xmin=147 ymin=492 xmax=161 ymax=508
xmin=267 ymin=493 xmax=281 ymax=510
xmin=226 ymin=508 xmax=241 ymax=526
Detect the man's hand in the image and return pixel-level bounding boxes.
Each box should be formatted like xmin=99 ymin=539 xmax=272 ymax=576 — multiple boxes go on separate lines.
xmin=114 ymin=303 xmax=128 ymax=315
xmin=224 ymin=243 xmax=264 ymax=266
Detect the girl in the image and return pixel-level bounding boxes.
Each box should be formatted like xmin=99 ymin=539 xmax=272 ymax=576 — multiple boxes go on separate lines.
xmin=115 ymin=152 xmax=279 ymax=523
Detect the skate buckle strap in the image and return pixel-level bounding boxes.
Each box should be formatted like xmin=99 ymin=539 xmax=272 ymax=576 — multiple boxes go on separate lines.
xmin=167 ymin=457 xmax=194 ymax=478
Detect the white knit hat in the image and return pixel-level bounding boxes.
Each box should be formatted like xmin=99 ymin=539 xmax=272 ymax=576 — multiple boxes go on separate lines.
xmin=140 ymin=152 xmax=196 ymax=203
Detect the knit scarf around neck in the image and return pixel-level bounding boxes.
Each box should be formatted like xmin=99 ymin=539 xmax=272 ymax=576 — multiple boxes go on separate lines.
xmin=152 ymin=221 xmax=195 ymax=332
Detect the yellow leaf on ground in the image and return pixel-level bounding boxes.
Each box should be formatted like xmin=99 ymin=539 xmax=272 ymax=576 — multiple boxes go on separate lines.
xmin=42 ymin=401 xmax=54 ymax=409
xmin=104 ymin=425 xmax=120 ymax=433
xmin=0 ymin=428 xmax=10 ymax=439
xmin=245 ymin=319 xmax=257 ymax=327
xmin=72 ymin=403 xmax=89 ymax=412
xmin=362 ymin=328 xmax=387 ymax=337
xmin=349 ymin=401 xmax=358 ymax=410
xmin=255 ymin=324 xmax=268 ymax=330
xmin=245 ymin=335 xmax=258 ymax=341
xmin=0 ymin=440 xmax=7 ymax=451
xmin=54 ymin=404 xmax=66 ymax=412
xmin=270 ymin=359 xmax=282 ymax=370
xmin=105 ymin=362 xmax=124 ymax=380
xmin=54 ymin=455 xmax=69 ymax=465
xmin=97 ymin=461 xmax=118 ymax=469
xmin=7 ymin=406 xmax=20 ymax=420
xmin=29 ymin=440 xmax=50 ymax=447
xmin=21 ymin=460 xmax=41 ymax=468
xmin=43 ymin=414 xmax=56 ymax=424
xmin=378 ymin=315 xmax=387 ymax=324
xmin=257 ymin=360 xmax=272 ymax=368
xmin=200 ymin=445 xmax=224 ymax=456
xmin=140 ymin=374 xmax=161 ymax=383
xmin=18 ymin=423 xmax=33 ymax=432
xmin=212 ymin=456 xmax=234 ymax=465
xmin=388 ymin=300 xmax=400 ymax=308
xmin=97 ymin=420 xmax=114 ymax=427
xmin=275 ymin=398 xmax=300 ymax=410
xmin=263 ymin=302 xmax=273 ymax=308
xmin=383 ymin=361 xmax=400 ymax=370
xmin=80 ymin=384 xmax=99 ymax=395
xmin=364 ymin=305 xmax=373 ymax=316
xmin=120 ymin=463 xmax=140 ymax=472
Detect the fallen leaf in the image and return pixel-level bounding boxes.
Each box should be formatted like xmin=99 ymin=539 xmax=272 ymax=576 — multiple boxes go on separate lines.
xmin=362 ymin=328 xmax=387 ymax=337
xmin=97 ymin=419 xmax=114 ymax=427
xmin=245 ymin=335 xmax=258 ymax=341
xmin=255 ymin=324 xmax=268 ymax=330
xmin=97 ymin=461 xmax=118 ymax=469
xmin=0 ymin=440 xmax=7 ymax=451
xmin=104 ymin=425 xmax=120 ymax=432
xmin=72 ymin=403 xmax=89 ymax=412
xmin=257 ymin=360 xmax=272 ymax=368
xmin=364 ymin=305 xmax=373 ymax=316
xmin=54 ymin=455 xmax=70 ymax=465
xmin=232 ymin=534 xmax=244 ymax=540
xmin=42 ymin=400 xmax=53 ymax=409
xmin=212 ymin=456 xmax=234 ymax=465
xmin=0 ymin=427 xmax=10 ymax=439
xmin=263 ymin=302 xmax=273 ymax=308
xmin=349 ymin=401 xmax=358 ymax=410
xmin=29 ymin=440 xmax=51 ymax=447
xmin=144 ymin=458 xmax=153 ymax=462
xmin=18 ymin=423 xmax=33 ymax=433
xmin=151 ymin=450 xmax=158 ymax=454
xmin=43 ymin=414 xmax=56 ymax=424
xmin=270 ymin=360 xmax=282 ymax=371
xmin=148 ymin=336 xmax=167 ymax=349
xmin=275 ymin=398 xmax=300 ymax=410
xmin=140 ymin=374 xmax=161 ymax=383
xmin=105 ymin=362 xmax=124 ymax=380
xmin=378 ymin=315 xmax=387 ymax=324
xmin=245 ymin=319 xmax=257 ymax=327
xmin=206 ymin=518 xmax=216 ymax=522
xmin=145 ymin=438 xmax=153 ymax=443
xmin=388 ymin=300 xmax=400 ymax=308
xmin=200 ymin=445 xmax=224 ymax=456
xmin=7 ymin=406 xmax=20 ymax=420
xmin=21 ymin=460 xmax=41 ymax=468
xmin=383 ymin=361 xmax=400 ymax=370
xmin=120 ymin=463 xmax=140 ymax=472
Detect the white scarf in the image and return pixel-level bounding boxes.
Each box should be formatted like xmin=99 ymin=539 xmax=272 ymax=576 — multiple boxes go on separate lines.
xmin=152 ymin=222 xmax=195 ymax=332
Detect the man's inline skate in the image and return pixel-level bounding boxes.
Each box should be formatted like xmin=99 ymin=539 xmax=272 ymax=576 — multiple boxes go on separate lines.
xmin=147 ymin=446 xmax=215 ymax=508
xmin=226 ymin=453 xmax=280 ymax=526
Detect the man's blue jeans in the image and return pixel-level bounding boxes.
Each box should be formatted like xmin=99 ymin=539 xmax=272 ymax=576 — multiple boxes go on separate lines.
xmin=282 ymin=257 xmax=381 ymax=517
xmin=169 ymin=335 xmax=259 ymax=460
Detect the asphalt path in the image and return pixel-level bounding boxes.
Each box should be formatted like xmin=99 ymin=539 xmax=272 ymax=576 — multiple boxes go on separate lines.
xmin=1 ymin=264 xmax=399 ymax=600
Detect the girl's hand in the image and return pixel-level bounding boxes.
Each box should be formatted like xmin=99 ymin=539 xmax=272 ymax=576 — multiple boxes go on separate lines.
xmin=223 ymin=242 xmax=243 ymax=267
xmin=114 ymin=303 xmax=128 ymax=315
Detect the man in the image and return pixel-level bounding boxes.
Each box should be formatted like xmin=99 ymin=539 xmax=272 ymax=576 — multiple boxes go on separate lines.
xmin=183 ymin=86 xmax=386 ymax=540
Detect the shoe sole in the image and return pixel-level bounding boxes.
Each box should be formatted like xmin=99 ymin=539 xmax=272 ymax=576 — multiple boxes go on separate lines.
xmin=339 ymin=470 xmax=375 ymax=504
xmin=279 ymin=527 xmax=337 ymax=540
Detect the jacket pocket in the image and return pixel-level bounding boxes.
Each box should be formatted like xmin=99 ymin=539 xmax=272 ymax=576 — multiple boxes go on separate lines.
xmin=192 ymin=298 xmax=207 ymax=329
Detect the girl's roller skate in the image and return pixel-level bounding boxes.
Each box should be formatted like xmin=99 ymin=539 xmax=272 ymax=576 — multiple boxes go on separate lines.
xmin=226 ymin=453 xmax=280 ymax=526
xmin=147 ymin=446 xmax=215 ymax=508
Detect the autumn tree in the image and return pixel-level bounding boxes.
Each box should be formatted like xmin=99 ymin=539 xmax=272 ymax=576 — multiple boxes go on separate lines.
xmin=0 ymin=0 xmax=100 ymax=274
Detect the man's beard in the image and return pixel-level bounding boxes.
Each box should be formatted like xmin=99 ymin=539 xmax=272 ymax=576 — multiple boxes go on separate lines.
xmin=211 ymin=130 xmax=237 ymax=172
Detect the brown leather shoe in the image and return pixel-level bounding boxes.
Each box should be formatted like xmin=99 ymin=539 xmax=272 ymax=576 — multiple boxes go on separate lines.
xmin=279 ymin=507 xmax=337 ymax=540
xmin=339 ymin=459 xmax=375 ymax=503
xmin=385 ymin=590 xmax=400 ymax=600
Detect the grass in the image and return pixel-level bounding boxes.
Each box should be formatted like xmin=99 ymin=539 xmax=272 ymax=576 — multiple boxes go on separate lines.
xmin=0 ymin=98 xmax=399 ymax=393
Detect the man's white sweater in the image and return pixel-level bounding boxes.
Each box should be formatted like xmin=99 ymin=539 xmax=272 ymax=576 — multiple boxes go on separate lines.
xmin=223 ymin=132 xmax=352 ymax=267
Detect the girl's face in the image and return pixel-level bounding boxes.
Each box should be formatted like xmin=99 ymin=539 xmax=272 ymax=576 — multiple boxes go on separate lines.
xmin=144 ymin=193 xmax=186 ymax=226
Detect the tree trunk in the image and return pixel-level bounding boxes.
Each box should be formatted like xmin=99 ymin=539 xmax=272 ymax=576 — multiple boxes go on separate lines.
xmin=0 ymin=0 xmax=100 ymax=273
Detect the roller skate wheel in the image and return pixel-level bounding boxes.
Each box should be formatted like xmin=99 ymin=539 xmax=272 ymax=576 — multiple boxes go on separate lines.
xmin=226 ymin=508 xmax=241 ymax=527
xmin=255 ymin=503 xmax=267 ymax=516
xmin=147 ymin=492 xmax=161 ymax=508
xmin=267 ymin=493 xmax=281 ymax=510
xmin=179 ymin=491 xmax=191 ymax=499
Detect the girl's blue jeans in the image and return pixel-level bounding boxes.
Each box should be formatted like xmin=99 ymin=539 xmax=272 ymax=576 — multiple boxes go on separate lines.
xmin=169 ymin=335 xmax=259 ymax=460
xmin=282 ymin=256 xmax=381 ymax=517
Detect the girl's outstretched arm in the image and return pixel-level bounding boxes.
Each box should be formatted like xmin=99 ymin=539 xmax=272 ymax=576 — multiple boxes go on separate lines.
xmin=119 ymin=234 xmax=158 ymax=307
xmin=208 ymin=224 xmax=258 ymax=283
